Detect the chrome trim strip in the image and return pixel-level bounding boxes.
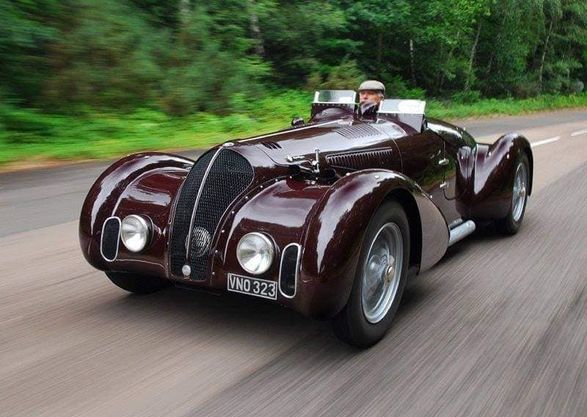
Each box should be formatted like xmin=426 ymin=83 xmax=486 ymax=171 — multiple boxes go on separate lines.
xmin=448 ymin=220 xmax=476 ymax=246
xmin=278 ymin=243 xmax=301 ymax=299
xmin=185 ymin=148 xmax=223 ymax=261
xmin=100 ymin=216 xmax=121 ymax=262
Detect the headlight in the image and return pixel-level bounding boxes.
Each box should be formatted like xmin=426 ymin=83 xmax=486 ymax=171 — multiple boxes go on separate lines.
xmin=120 ymin=215 xmax=150 ymax=253
xmin=236 ymin=232 xmax=275 ymax=275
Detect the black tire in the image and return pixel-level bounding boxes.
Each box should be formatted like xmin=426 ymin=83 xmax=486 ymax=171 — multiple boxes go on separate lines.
xmin=497 ymin=153 xmax=530 ymax=235
xmin=105 ymin=271 xmax=170 ymax=294
xmin=332 ymin=200 xmax=410 ymax=348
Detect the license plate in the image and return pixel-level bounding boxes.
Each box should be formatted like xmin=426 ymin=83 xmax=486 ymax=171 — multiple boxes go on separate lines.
xmin=227 ymin=274 xmax=277 ymax=300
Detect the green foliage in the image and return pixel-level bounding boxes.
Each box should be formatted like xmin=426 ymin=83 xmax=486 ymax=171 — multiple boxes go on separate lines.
xmin=0 ymin=0 xmax=61 ymax=103
xmin=43 ymin=0 xmax=164 ymax=111
xmin=3 ymin=92 xmax=587 ymax=167
xmin=306 ymin=60 xmax=365 ymax=90
xmin=3 ymin=0 xmax=587 ymax=111
xmin=427 ymin=92 xmax=587 ymax=118
xmin=2 ymin=0 xmax=587 ymax=167
xmin=262 ymin=1 xmax=357 ymax=85
xmin=451 ymin=90 xmax=482 ymax=104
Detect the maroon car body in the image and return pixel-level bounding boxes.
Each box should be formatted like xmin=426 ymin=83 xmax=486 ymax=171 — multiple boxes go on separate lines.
xmin=79 ymin=95 xmax=533 ymax=323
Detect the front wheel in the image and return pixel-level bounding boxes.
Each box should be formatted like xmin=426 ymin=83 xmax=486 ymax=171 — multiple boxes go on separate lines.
xmin=332 ymin=200 xmax=410 ymax=348
xmin=106 ymin=272 xmax=170 ymax=294
xmin=498 ymin=153 xmax=530 ymax=235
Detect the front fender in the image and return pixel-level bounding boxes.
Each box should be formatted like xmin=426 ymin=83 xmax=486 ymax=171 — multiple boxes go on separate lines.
xmin=299 ymin=169 xmax=449 ymax=318
xmin=79 ymin=152 xmax=194 ymax=272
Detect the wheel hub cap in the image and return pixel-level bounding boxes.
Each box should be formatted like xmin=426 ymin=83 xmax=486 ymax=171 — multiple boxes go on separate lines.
xmin=512 ymin=162 xmax=528 ymax=222
xmin=361 ymin=223 xmax=403 ymax=324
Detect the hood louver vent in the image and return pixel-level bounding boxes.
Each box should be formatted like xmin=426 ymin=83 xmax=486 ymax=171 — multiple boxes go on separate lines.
xmin=262 ymin=141 xmax=282 ymax=150
xmin=326 ymin=149 xmax=394 ymax=171
xmin=336 ymin=124 xmax=384 ymax=139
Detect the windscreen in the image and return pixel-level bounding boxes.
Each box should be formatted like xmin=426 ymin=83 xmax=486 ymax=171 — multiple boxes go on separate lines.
xmin=378 ymin=99 xmax=427 ymax=132
xmin=378 ymin=99 xmax=426 ymax=115
xmin=313 ymin=90 xmax=357 ymax=104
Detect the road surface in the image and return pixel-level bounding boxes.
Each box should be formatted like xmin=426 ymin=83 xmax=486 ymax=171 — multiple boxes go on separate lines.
xmin=1 ymin=109 xmax=586 ymax=417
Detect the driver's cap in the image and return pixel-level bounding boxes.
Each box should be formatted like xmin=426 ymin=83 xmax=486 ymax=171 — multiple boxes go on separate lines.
xmin=358 ymin=80 xmax=385 ymax=94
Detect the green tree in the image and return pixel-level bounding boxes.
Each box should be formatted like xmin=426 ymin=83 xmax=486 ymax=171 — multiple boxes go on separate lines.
xmin=159 ymin=1 xmax=271 ymax=115
xmin=2 ymin=0 xmax=587 ymax=115
xmin=541 ymin=0 xmax=587 ymax=93
xmin=262 ymin=1 xmax=357 ymax=86
xmin=42 ymin=0 xmax=164 ymax=110
xmin=0 ymin=0 xmax=61 ymax=104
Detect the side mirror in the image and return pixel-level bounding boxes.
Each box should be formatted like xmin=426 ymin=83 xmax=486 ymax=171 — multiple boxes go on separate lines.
xmin=291 ymin=117 xmax=305 ymax=127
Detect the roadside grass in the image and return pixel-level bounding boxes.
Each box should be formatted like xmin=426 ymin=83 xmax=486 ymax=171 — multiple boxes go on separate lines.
xmin=1 ymin=92 xmax=587 ymax=168
xmin=427 ymin=93 xmax=587 ymax=119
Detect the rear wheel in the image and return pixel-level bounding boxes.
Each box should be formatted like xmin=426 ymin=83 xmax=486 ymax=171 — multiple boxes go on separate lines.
xmin=332 ymin=200 xmax=410 ymax=348
xmin=106 ymin=272 xmax=170 ymax=294
xmin=498 ymin=153 xmax=529 ymax=235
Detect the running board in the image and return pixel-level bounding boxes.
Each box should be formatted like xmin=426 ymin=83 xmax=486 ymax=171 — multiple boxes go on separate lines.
xmin=448 ymin=220 xmax=476 ymax=246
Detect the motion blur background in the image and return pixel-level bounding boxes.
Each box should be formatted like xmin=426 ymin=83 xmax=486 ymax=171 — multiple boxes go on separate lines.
xmin=1 ymin=0 xmax=587 ymax=168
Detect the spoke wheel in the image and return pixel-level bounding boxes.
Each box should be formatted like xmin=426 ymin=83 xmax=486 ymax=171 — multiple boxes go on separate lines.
xmin=332 ymin=200 xmax=410 ymax=348
xmin=498 ymin=153 xmax=530 ymax=235
xmin=361 ymin=223 xmax=403 ymax=324
xmin=512 ymin=162 xmax=528 ymax=222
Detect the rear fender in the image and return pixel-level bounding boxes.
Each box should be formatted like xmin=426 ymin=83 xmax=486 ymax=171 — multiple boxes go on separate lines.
xmin=299 ymin=169 xmax=449 ymax=318
xmin=469 ymin=134 xmax=533 ymax=220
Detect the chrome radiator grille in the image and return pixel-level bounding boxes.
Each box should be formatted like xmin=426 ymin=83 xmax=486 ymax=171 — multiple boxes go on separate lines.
xmin=169 ymin=149 xmax=254 ymax=280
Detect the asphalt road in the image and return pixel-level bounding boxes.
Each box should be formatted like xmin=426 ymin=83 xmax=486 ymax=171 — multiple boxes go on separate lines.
xmin=1 ymin=109 xmax=586 ymax=417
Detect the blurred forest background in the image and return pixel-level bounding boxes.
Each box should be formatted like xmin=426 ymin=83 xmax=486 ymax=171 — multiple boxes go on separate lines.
xmin=1 ymin=0 xmax=587 ymax=165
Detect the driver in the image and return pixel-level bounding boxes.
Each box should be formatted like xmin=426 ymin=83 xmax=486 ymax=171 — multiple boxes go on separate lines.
xmin=357 ymin=80 xmax=385 ymax=118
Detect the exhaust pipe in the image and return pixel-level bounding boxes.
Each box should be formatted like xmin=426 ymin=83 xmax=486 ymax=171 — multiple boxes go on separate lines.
xmin=449 ymin=220 xmax=476 ymax=246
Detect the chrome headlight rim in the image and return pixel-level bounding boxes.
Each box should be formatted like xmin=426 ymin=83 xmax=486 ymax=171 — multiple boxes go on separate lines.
xmin=120 ymin=214 xmax=151 ymax=253
xmin=236 ymin=232 xmax=275 ymax=275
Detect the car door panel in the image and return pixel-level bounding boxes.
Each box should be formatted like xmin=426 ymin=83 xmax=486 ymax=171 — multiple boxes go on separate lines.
xmin=392 ymin=132 xmax=458 ymax=223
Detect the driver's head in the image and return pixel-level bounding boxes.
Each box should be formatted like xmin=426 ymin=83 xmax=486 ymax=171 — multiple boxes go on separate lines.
xmin=358 ymin=80 xmax=385 ymax=105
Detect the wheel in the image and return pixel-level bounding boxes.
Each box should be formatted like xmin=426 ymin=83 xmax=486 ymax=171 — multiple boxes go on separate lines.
xmin=498 ymin=153 xmax=529 ymax=235
xmin=105 ymin=271 xmax=170 ymax=294
xmin=332 ymin=200 xmax=410 ymax=348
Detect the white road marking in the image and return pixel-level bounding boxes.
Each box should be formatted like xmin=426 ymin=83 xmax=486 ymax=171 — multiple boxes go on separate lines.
xmin=571 ymin=129 xmax=587 ymax=137
xmin=531 ymin=136 xmax=560 ymax=148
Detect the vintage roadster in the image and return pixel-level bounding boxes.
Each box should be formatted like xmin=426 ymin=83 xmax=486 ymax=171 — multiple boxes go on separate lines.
xmin=79 ymin=90 xmax=533 ymax=347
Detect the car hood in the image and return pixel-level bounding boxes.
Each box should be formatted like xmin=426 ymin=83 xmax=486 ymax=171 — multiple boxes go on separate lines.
xmin=235 ymin=119 xmax=398 ymax=166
